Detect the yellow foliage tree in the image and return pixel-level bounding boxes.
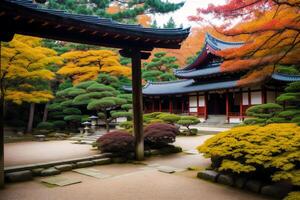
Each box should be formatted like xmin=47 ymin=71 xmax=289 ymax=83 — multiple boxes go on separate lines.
xmin=1 ymin=35 xmax=62 ymax=132
xmin=58 ymin=50 xmax=131 ymax=84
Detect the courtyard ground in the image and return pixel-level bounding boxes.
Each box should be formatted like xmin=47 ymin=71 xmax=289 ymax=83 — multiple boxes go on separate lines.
xmin=1 ymin=135 xmax=272 ymax=200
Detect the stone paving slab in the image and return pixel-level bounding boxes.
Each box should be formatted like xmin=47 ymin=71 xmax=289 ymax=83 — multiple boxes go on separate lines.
xmin=73 ymin=168 xmax=111 ymax=179
xmin=41 ymin=176 xmax=81 ymax=187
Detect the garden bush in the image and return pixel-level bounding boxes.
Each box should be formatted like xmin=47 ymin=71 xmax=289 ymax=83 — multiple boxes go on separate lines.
xmin=52 ymin=120 xmax=67 ymax=129
xmin=198 ymin=123 xmax=300 ymax=186
xmin=158 ymin=113 xmax=181 ymax=125
xmin=36 ymin=122 xmax=54 ymax=130
xmin=144 ymin=123 xmax=178 ymax=148
xmin=284 ymin=192 xmax=300 ymax=200
xmin=96 ymin=130 xmax=134 ymax=154
xmin=177 ymin=116 xmax=200 ymax=135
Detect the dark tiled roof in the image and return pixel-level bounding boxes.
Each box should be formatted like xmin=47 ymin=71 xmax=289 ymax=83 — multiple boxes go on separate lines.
xmin=123 ymin=73 xmax=300 ymax=95
xmin=271 ymin=73 xmax=300 ymax=82
xmin=124 ymin=79 xmax=238 ymax=95
xmin=178 ymin=33 xmax=243 ymax=71
xmin=174 ymin=64 xmax=221 ymax=78
xmin=1 ymin=0 xmax=190 ymax=49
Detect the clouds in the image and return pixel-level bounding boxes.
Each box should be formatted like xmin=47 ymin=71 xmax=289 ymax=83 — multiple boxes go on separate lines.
xmin=150 ymin=0 xmax=226 ymax=28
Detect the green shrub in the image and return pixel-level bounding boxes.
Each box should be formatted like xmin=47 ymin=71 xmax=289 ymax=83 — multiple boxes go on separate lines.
xmin=266 ymin=117 xmax=287 ymax=124
xmin=244 ymin=118 xmax=266 ymax=125
xmin=158 ymin=113 xmax=181 ymax=124
xmin=246 ymin=103 xmax=283 ymax=119
xmin=52 ymin=120 xmax=67 ymax=129
xmin=63 ymin=108 xmax=81 ymax=115
xmin=198 ymin=123 xmax=300 ymax=186
xmin=177 ymin=116 xmax=200 ymax=135
xmin=64 ymin=115 xmax=82 ymax=122
xmin=36 ymin=122 xmax=54 ymax=130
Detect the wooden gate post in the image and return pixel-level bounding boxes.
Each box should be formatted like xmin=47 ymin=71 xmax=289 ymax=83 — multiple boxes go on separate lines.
xmin=130 ymin=49 xmax=144 ymax=161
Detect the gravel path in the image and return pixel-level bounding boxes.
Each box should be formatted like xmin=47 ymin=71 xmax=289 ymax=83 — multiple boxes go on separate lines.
xmin=1 ymin=136 xmax=272 ymax=200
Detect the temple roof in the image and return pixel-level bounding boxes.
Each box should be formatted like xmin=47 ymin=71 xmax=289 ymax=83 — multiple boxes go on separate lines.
xmin=174 ymin=63 xmax=221 ymax=78
xmin=271 ymin=73 xmax=300 ymax=82
xmin=0 ymin=0 xmax=190 ymax=50
xmin=177 ymin=33 xmax=243 ymax=71
xmin=124 ymin=73 xmax=300 ymax=95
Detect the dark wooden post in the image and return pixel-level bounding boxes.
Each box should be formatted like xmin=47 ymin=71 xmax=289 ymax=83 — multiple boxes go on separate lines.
xmin=159 ymin=98 xmax=162 ymax=112
xmin=169 ymin=97 xmax=173 ymax=113
xmin=239 ymin=89 xmax=243 ymax=121
xmin=131 ymin=49 xmax=144 ymax=160
xmin=226 ymin=90 xmax=229 ymax=123
xmin=0 ymin=42 xmax=4 ymax=188
xmin=196 ymin=93 xmax=199 ymax=116
xmin=204 ymin=92 xmax=208 ymax=120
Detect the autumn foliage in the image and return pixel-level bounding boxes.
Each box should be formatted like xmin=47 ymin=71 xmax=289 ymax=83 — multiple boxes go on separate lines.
xmin=189 ymin=0 xmax=300 ymax=86
xmin=58 ymin=50 xmax=131 ymax=84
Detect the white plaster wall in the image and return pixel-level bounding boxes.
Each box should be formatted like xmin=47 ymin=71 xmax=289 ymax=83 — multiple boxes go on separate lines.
xmin=267 ymin=91 xmax=276 ymax=103
xmin=116 ymin=117 xmax=127 ymax=123
xmin=251 ymin=91 xmax=262 ymax=105
xmin=189 ymin=96 xmax=197 ymax=107
xmin=189 ymin=107 xmax=197 ymax=112
xmin=198 ymin=96 xmax=205 ymax=107
xmin=242 ymin=92 xmax=249 ymax=105
xmin=229 ymin=117 xmax=242 ymax=123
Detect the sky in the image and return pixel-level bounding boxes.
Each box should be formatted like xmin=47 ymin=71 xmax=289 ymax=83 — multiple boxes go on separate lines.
xmin=150 ymin=0 xmax=226 ymax=28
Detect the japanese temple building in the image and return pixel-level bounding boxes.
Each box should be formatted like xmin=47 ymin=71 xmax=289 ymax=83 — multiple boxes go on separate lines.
xmin=125 ymin=33 xmax=300 ymax=123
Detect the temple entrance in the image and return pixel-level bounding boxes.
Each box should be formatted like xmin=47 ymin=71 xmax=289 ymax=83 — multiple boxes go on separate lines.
xmin=207 ymin=93 xmax=226 ymax=115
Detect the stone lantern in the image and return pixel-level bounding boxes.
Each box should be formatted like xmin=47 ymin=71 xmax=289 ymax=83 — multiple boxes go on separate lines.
xmin=89 ymin=115 xmax=99 ymax=126
xmin=82 ymin=121 xmax=91 ymax=136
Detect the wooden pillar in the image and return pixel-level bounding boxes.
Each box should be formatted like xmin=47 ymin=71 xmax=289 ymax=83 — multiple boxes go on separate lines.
xmin=181 ymin=97 xmax=184 ymax=113
xmin=204 ymin=92 xmax=208 ymax=120
xmin=248 ymin=88 xmax=251 ymax=106
xmin=261 ymin=87 xmax=267 ymax=104
xmin=159 ymin=98 xmax=162 ymax=112
xmin=239 ymin=89 xmax=243 ymax=121
xmin=226 ymin=90 xmax=229 ymax=123
xmin=151 ymin=99 xmax=155 ymax=112
xmin=169 ymin=97 xmax=173 ymax=113
xmin=196 ymin=93 xmax=199 ymax=117
xmin=0 ymin=42 xmax=4 ymax=188
xmin=131 ymin=50 xmax=144 ymax=161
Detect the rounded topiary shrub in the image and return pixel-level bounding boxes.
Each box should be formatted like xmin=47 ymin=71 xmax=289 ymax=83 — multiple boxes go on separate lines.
xmin=144 ymin=123 xmax=178 ymax=148
xmin=97 ymin=131 xmax=134 ymax=154
xmin=198 ymin=123 xmax=300 ymax=186
xmin=52 ymin=120 xmax=67 ymax=129
xmin=36 ymin=122 xmax=54 ymax=130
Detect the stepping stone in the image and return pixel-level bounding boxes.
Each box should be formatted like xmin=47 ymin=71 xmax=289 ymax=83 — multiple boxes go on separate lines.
xmin=41 ymin=168 xmax=61 ymax=176
xmin=217 ymin=174 xmax=234 ymax=186
xmin=92 ymin=158 xmax=111 ymax=165
xmin=6 ymin=170 xmax=33 ymax=182
xmin=197 ymin=170 xmax=219 ymax=182
xmin=157 ymin=166 xmax=185 ymax=174
xmin=55 ymin=164 xmax=73 ymax=172
xmin=245 ymin=179 xmax=263 ymax=193
xmin=41 ymin=176 xmax=81 ymax=187
xmin=73 ymin=168 xmax=111 ymax=179
xmin=76 ymin=161 xmax=94 ymax=168
xmin=261 ymin=183 xmax=293 ymax=198
xmin=184 ymin=149 xmax=198 ymax=155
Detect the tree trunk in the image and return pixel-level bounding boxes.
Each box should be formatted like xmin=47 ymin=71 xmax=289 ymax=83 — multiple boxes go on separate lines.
xmin=42 ymin=102 xmax=49 ymax=122
xmin=104 ymin=111 xmax=110 ymax=132
xmin=0 ymin=94 xmax=4 ymax=188
xmin=26 ymin=103 xmax=35 ymax=133
xmin=0 ymin=42 xmax=5 ymax=188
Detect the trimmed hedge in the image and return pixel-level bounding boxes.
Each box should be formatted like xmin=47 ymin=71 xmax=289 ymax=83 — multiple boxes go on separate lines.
xmin=36 ymin=122 xmax=54 ymax=130
xmin=198 ymin=123 xmax=300 ymax=186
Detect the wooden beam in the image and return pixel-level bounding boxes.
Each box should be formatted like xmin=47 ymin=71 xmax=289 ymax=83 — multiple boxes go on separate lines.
xmin=130 ymin=49 xmax=144 ymax=161
xmin=0 ymin=32 xmax=14 ymax=42
xmin=119 ymin=49 xmax=151 ymax=60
